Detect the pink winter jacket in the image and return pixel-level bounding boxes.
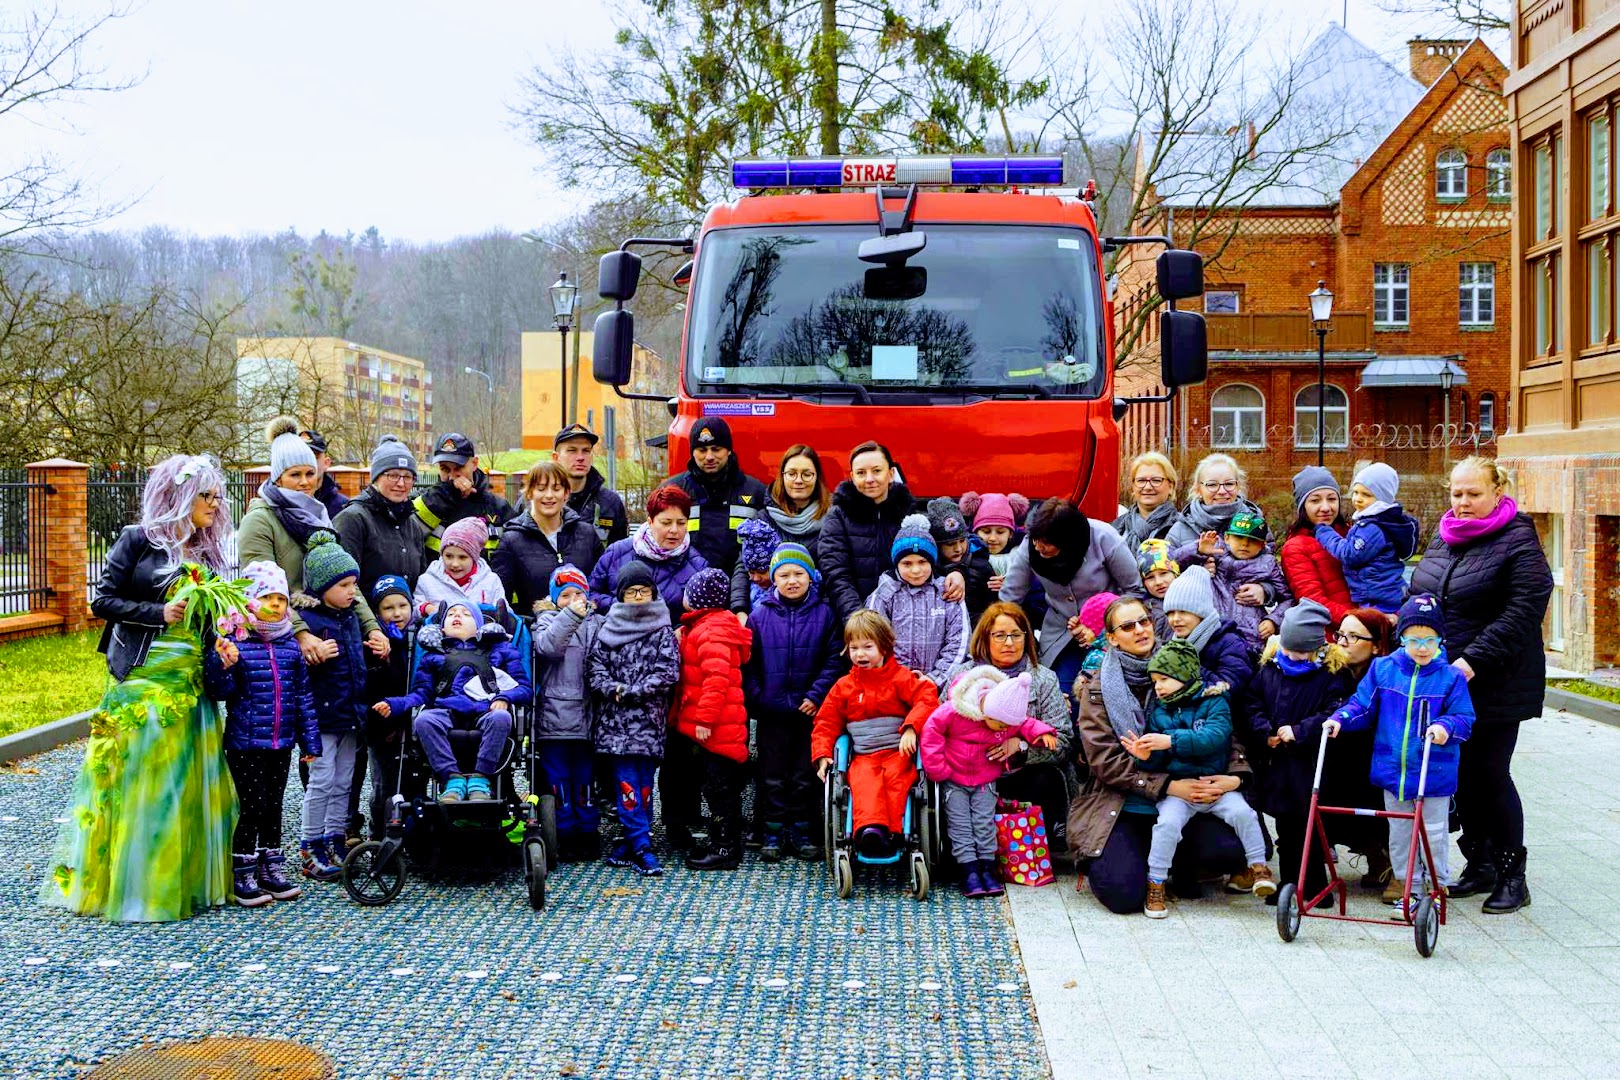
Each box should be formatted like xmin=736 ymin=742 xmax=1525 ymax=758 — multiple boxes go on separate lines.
xmin=920 ymin=667 xmax=1056 ymax=787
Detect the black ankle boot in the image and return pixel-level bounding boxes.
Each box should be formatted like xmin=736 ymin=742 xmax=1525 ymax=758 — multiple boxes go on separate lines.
xmin=685 ymin=843 xmax=741 ymax=871
xmin=1482 ymin=847 xmax=1530 ymax=914
xmin=1450 ymin=855 xmax=1499 ymax=898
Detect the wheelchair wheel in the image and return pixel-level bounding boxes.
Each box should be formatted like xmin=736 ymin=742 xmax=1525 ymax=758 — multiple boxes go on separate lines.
xmin=1413 ymin=896 xmax=1439 ymax=958
xmin=537 ymin=793 xmax=559 ymax=872
xmin=909 ymin=851 xmax=930 ymax=901
xmin=833 ymin=849 xmax=854 ymax=900
xmin=823 ymin=775 xmax=841 ymax=873
xmin=925 ymin=781 xmax=947 ymax=868
xmin=1275 ymin=883 xmax=1300 ymax=943
xmin=343 ymin=841 xmax=406 ymax=906
xmin=524 ymin=839 xmax=547 ymax=910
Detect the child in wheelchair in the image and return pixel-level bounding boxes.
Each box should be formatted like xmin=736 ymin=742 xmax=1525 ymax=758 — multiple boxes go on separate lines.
xmin=812 ymin=611 xmax=939 ymax=860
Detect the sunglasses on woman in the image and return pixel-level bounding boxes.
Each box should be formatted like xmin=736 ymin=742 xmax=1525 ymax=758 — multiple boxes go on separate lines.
xmin=1109 ymin=616 xmax=1153 ymax=634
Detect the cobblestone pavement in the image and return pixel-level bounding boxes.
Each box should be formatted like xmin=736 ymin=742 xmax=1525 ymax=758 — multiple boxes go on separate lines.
xmin=2 ymin=743 xmax=1047 ymax=1079
xmin=1011 ymin=708 xmax=1620 ymax=1080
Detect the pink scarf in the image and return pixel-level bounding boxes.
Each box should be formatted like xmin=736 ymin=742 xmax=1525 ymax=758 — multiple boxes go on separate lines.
xmin=1438 ymin=496 xmax=1518 ymax=546
xmin=631 ymin=521 xmax=689 ymax=563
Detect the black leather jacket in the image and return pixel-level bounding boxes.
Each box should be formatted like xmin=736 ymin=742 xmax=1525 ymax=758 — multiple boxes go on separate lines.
xmin=92 ymin=525 xmax=177 ymax=681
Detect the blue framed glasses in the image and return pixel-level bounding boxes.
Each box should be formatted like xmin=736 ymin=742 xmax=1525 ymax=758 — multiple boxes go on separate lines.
xmin=1400 ymin=635 xmax=1441 ymax=649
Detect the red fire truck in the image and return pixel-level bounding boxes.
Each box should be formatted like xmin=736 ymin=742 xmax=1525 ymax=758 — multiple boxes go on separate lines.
xmin=591 ymin=155 xmax=1206 ymax=519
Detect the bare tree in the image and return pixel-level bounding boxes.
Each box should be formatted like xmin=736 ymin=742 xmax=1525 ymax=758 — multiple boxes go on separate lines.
xmin=1375 ymin=0 xmax=1508 ymax=35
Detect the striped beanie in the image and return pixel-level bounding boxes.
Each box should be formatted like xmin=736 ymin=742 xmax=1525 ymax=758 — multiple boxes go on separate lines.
xmin=549 ymin=564 xmax=589 ymax=605
xmin=769 ymin=542 xmax=817 ymax=582
xmin=441 ymin=516 xmax=489 ymax=559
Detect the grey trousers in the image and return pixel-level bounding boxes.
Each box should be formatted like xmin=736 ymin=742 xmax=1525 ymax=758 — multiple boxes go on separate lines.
xmin=1385 ymin=789 xmax=1451 ymax=888
xmin=942 ymin=781 xmax=998 ymax=863
xmin=1148 ymin=791 xmax=1266 ymax=881
xmin=303 ymin=732 xmax=359 ymax=841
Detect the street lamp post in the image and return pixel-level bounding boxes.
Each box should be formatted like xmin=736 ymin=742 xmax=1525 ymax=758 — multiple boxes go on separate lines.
xmin=550 ymin=272 xmax=579 ymax=430
xmin=526 ymin=233 xmax=587 ymax=426
xmin=464 ymin=365 xmax=495 ymax=457
xmin=1308 ymin=280 xmax=1335 ymax=467
xmin=1440 ymin=364 xmax=1455 ymax=467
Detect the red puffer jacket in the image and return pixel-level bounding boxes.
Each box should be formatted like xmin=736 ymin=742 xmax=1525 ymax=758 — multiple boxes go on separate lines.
xmin=674 ymin=609 xmax=754 ymax=762
xmin=1280 ymin=525 xmax=1354 ymax=624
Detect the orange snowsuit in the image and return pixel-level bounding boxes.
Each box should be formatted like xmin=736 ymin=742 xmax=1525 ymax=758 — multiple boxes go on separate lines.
xmin=811 ymin=657 xmax=939 ymax=833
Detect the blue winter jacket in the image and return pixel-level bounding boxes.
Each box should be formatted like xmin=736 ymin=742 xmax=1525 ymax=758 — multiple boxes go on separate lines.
xmin=1144 ymin=687 xmax=1233 ymax=781
xmin=587 ymin=537 xmax=709 ymax=624
xmin=386 ymin=622 xmax=533 ymax=719
xmin=1331 ymin=650 xmax=1474 ymax=800
xmin=743 ymin=584 xmax=845 ymax=722
xmin=1315 ymin=506 xmax=1420 ymax=614
xmin=204 ymin=632 xmax=321 ymax=756
xmin=297 ymin=597 xmax=370 ymax=735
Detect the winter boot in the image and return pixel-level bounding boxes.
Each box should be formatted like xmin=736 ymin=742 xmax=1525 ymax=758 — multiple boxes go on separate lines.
xmin=1144 ymin=880 xmax=1169 ymax=919
xmin=1360 ymin=847 xmax=1393 ymax=890
xmin=465 ymin=773 xmax=492 ymax=801
xmin=790 ymin=823 xmax=823 ymax=862
xmin=631 ymin=846 xmax=665 ymax=877
xmin=759 ymin=824 xmax=784 ymax=863
xmin=1482 ymin=847 xmax=1531 ymax=914
xmin=256 ymin=848 xmax=302 ymax=901
xmin=232 ymin=854 xmax=273 ymax=907
xmin=962 ymin=863 xmax=990 ymax=898
xmin=685 ymin=823 xmax=742 ymax=871
xmin=439 ymin=774 xmax=467 ymax=803
xmin=299 ymin=838 xmax=340 ymax=882
xmin=1450 ymin=853 xmax=1500 ymax=899
xmin=980 ymin=860 xmax=1006 ymax=897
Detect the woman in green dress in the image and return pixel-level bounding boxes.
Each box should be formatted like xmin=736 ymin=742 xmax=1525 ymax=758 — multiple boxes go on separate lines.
xmin=43 ymin=453 xmax=243 ymax=922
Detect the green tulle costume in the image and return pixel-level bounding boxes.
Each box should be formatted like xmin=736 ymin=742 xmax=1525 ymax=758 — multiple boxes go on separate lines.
xmin=42 ymin=623 xmax=238 ymax=923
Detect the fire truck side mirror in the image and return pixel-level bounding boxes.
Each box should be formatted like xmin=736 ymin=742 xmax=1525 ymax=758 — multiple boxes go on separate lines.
xmin=1159 ymin=310 xmax=1208 ymax=388
xmin=593 ymin=309 xmax=635 ymax=387
xmin=598 ymin=251 xmax=643 ymax=302
xmin=1155 ymin=250 xmax=1204 ymax=302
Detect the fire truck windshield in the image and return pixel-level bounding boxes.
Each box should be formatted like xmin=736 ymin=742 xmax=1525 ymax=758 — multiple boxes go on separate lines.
xmin=686 ymin=224 xmax=1106 ymax=399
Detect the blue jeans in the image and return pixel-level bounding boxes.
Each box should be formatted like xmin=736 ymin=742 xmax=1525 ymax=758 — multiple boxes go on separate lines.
xmin=607 ymin=754 xmax=659 ymax=851
xmin=413 ymin=707 xmax=511 ymax=781
xmin=539 ymin=740 xmax=600 ymax=839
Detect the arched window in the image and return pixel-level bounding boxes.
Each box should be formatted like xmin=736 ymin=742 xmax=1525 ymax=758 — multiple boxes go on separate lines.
xmin=1210 ymin=383 xmax=1266 ymax=448
xmin=1436 ymin=149 xmax=1468 ymax=198
xmin=1486 ymin=148 xmax=1511 ymax=199
xmin=1294 ymin=384 xmax=1349 ymax=449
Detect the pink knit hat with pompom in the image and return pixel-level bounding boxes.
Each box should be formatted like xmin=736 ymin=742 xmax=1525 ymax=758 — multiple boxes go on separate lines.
xmin=960 ymin=491 xmax=1029 ymax=532
xmin=1077 ymin=591 xmax=1118 ymax=636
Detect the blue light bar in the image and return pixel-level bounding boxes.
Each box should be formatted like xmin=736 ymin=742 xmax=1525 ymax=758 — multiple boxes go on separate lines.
xmin=732 ymin=155 xmax=1065 ymax=189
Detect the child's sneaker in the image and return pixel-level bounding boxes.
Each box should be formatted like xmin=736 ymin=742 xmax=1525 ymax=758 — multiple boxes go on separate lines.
xmin=440 ymin=775 xmax=467 ymax=802
xmin=465 ymin=774 xmax=492 ymax=802
xmin=231 ymin=854 xmax=273 ymax=908
xmin=299 ymin=838 xmax=341 ymax=882
xmin=789 ymin=823 xmax=823 ymax=862
xmin=1144 ymin=880 xmax=1170 ymax=919
xmin=256 ymin=848 xmax=302 ymax=901
xmin=1246 ymin=863 xmax=1277 ymax=897
xmin=1225 ymin=866 xmax=1257 ymax=893
xmin=603 ymin=841 xmax=632 ymax=868
xmin=631 ymin=847 xmax=664 ymax=877
xmin=759 ymin=826 xmax=784 ymax=863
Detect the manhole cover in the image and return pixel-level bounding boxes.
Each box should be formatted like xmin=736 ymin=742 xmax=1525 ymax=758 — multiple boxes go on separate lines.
xmin=86 ymin=1037 xmax=334 ymax=1079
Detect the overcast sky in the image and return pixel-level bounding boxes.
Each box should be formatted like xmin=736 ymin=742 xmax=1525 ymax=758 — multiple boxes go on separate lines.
xmin=12 ymin=0 xmax=1500 ymax=243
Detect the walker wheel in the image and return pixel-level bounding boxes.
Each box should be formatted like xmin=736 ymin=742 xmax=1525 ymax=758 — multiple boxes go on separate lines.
xmin=524 ymin=839 xmax=547 ymax=910
xmin=1276 ymin=883 xmax=1301 ymax=943
xmin=342 ymin=841 xmax=406 ymax=906
xmin=537 ymin=794 xmax=559 ymax=872
xmin=909 ymin=852 xmax=931 ymax=902
xmin=833 ymin=850 xmax=854 ymax=900
xmin=1414 ymin=896 xmax=1440 ymax=958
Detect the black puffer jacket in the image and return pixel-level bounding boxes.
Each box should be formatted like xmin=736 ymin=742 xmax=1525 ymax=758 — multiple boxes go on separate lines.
xmin=490 ymin=508 xmax=604 ymax=615
xmin=333 ymin=486 xmax=430 ymax=599
xmin=817 ymin=480 xmax=916 ymax=623
xmin=92 ymin=525 xmax=178 ymax=681
xmin=413 ymin=471 xmax=514 ymax=555
xmin=1408 ymin=512 xmax=1553 ymax=725
xmin=568 ymin=468 xmax=629 ymax=547
xmin=666 ymin=457 xmax=772 ymax=575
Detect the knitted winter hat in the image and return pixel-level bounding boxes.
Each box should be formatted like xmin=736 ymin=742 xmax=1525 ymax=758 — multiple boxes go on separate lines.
xmin=1225 ymin=510 xmax=1267 ymax=541
xmin=925 ymin=497 xmax=970 ymax=545
xmin=1396 ymin=593 xmax=1445 ymax=640
xmin=960 ymin=491 xmax=1027 ymax=532
xmin=770 ymin=542 xmax=816 ymax=581
xmin=1353 ymin=462 xmax=1399 ymax=507
xmin=891 ymin=513 xmax=938 ymax=568
xmin=615 ymin=560 xmax=656 ymax=600
xmin=370 ymin=574 xmax=412 ymax=609
xmin=549 ymin=564 xmax=589 ymax=605
xmin=267 ymin=416 xmax=316 ymax=483
xmin=370 ymin=434 xmax=418 ymax=482
xmin=1077 ymin=592 xmax=1118 ymax=636
xmin=738 ymin=517 xmax=781 ymax=574
xmin=689 ymin=416 xmax=733 ymax=451
xmin=441 ymin=516 xmax=489 ymax=558
xmin=241 ymin=560 xmax=289 ymax=602
xmin=1148 ymin=638 xmax=1203 ymax=686
xmin=304 ymin=534 xmax=360 ymax=597
xmin=1136 ymin=539 xmax=1180 ymax=579
xmin=1280 ymin=599 xmax=1332 ymax=653
xmin=1292 ymin=466 xmax=1340 ymax=512
xmin=981 ymin=671 xmax=1032 ymax=727
xmin=440 ymin=600 xmax=484 ymax=630
xmin=1163 ymin=564 xmax=1216 ymax=621
xmin=684 ymin=567 xmax=731 ymax=611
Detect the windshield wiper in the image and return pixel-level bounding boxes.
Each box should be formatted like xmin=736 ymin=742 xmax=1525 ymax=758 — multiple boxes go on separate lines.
xmin=735 ymin=381 xmax=874 ymax=404
xmin=955 ymin=384 xmax=1053 ymax=400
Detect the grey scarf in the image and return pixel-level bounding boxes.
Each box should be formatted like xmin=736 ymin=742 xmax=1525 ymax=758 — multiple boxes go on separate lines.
xmin=597 ymin=599 xmax=671 ymax=648
xmin=1180 ymin=496 xmax=1261 ymax=537
xmin=1183 ymin=611 xmax=1221 ymax=655
xmin=1117 ymin=501 xmax=1180 ymax=547
xmin=1098 ymin=646 xmax=1154 ymax=739
xmin=767 ymin=501 xmax=823 ymax=541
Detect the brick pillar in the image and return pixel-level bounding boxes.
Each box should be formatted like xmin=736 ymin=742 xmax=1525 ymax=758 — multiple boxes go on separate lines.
xmin=244 ymin=466 xmax=271 ymax=495
xmin=327 ymin=465 xmax=366 ymax=499
xmin=26 ymin=459 xmax=89 ymax=634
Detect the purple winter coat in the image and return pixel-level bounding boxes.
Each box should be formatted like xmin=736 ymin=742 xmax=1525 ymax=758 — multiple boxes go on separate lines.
xmin=1208 ymin=548 xmax=1293 ymax=652
xmin=587 ymin=537 xmax=709 ymax=624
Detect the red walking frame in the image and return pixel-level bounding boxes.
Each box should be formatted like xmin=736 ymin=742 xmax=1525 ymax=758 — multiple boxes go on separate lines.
xmin=1275 ymin=732 xmax=1447 ymax=958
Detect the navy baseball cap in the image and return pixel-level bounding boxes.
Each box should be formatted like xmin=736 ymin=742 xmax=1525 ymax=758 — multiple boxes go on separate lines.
xmin=431 ymin=433 xmax=475 ymax=465
xmin=554 ymin=423 xmax=600 ymax=448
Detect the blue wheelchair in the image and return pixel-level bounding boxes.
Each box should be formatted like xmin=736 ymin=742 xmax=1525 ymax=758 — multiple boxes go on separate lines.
xmin=821 ymin=734 xmax=946 ymax=900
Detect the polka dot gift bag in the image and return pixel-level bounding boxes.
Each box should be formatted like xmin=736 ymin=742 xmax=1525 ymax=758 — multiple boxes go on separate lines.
xmin=993 ymin=798 xmax=1055 ymax=887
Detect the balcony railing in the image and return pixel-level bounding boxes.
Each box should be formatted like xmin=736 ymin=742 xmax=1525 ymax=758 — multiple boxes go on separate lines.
xmin=1206 ymin=311 xmax=1370 ymax=352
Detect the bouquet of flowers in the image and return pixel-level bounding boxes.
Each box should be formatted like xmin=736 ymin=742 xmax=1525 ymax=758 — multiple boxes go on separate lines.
xmin=171 ymin=563 xmax=253 ymax=641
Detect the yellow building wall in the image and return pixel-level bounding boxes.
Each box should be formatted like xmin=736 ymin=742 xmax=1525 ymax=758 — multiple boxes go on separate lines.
xmin=521 ymin=330 xmax=614 ymax=448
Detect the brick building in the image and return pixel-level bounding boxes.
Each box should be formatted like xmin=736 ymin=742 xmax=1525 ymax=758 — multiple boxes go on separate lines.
xmin=1500 ymin=0 xmax=1620 ymax=673
xmin=1118 ymin=28 xmax=1512 ymax=517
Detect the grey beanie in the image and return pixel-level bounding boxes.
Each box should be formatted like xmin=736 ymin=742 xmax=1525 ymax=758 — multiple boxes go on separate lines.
xmin=1292 ymin=466 xmax=1340 ymax=512
xmin=1280 ymin=599 xmax=1333 ymax=653
xmin=1162 ymin=564 xmax=1216 ymax=622
xmin=267 ymin=416 xmax=316 ymax=483
xmin=370 ymin=435 xmax=419 ymax=482
xmin=1353 ymin=462 xmax=1399 ymax=506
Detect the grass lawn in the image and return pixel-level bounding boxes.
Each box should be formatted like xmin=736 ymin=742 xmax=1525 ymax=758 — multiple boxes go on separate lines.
xmin=0 ymin=630 xmax=106 ymax=738
xmin=1551 ymin=678 xmax=1620 ymax=706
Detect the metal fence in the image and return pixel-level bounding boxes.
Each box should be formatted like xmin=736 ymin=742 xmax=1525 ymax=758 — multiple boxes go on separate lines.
xmin=85 ymin=468 xmax=254 ymax=601
xmin=0 ymin=469 xmax=51 ymax=617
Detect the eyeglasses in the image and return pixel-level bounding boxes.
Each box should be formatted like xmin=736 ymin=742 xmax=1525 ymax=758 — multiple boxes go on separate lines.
xmin=1109 ymin=616 xmax=1153 ymax=634
xmin=1400 ymin=635 xmax=1441 ymax=649
xmin=379 ymin=470 xmax=414 ymax=484
xmin=989 ymin=631 xmax=1026 ymax=644
xmin=1201 ymin=480 xmax=1239 ymax=492
xmin=1133 ymin=476 xmax=1167 ymax=487
xmin=197 ymin=492 xmax=222 ymax=506
xmin=782 ymin=469 xmax=817 ymax=482
xmin=1334 ymin=631 xmax=1372 ymax=645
